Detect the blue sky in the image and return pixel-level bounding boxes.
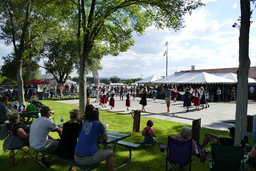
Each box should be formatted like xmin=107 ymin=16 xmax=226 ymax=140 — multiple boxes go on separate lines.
xmin=1 ymin=0 xmax=256 ymax=79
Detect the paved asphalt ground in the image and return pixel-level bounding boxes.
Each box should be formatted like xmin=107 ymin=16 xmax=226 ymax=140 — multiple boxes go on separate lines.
xmin=58 ymin=97 xmax=256 ymax=131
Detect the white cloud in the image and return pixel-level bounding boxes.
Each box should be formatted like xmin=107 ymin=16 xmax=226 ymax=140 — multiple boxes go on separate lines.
xmin=232 ymin=3 xmax=238 ymax=9
xmin=2 ymin=0 xmax=256 ymax=79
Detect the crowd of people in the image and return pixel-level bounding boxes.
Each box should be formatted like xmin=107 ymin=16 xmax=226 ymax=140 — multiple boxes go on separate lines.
xmin=87 ymin=84 xmax=239 ymax=113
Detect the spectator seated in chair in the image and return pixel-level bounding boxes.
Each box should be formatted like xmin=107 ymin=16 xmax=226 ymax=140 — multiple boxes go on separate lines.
xmin=174 ymin=126 xmax=198 ymax=156
xmin=5 ymin=110 xmax=30 ymax=145
xmin=200 ymin=127 xmax=235 ymax=150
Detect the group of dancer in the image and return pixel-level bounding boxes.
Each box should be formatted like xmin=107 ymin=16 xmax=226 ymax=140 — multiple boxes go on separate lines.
xmin=87 ymin=85 xmax=212 ymax=113
xmin=183 ymin=86 xmax=210 ymax=112
xmin=89 ymin=87 xmax=132 ymax=111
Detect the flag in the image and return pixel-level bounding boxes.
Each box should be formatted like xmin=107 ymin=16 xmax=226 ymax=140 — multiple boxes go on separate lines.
xmin=163 ymin=51 xmax=167 ymax=56
xmin=164 ymin=41 xmax=168 ymax=46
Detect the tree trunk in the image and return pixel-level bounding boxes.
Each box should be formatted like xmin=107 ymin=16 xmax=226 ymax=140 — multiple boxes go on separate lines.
xmin=79 ymin=49 xmax=88 ymax=114
xmin=235 ymin=0 xmax=251 ymax=146
xmin=17 ymin=53 xmax=25 ymax=105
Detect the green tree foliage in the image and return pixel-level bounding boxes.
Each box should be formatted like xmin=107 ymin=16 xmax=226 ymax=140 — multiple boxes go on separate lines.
xmin=73 ymin=0 xmax=204 ymax=112
xmin=71 ymin=76 xmax=80 ymax=84
xmin=40 ymin=34 xmax=79 ymax=84
xmin=0 ymin=0 xmax=70 ymax=104
xmin=100 ymin=78 xmax=110 ymax=84
xmin=124 ymin=79 xmax=132 ymax=85
xmin=1 ymin=54 xmax=39 ymax=83
xmin=110 ymin=77 xmax=121 ymax=83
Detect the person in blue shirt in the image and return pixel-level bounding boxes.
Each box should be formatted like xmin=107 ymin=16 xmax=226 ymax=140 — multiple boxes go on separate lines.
xmin=74 ymin=110 xmax=114 ymax=171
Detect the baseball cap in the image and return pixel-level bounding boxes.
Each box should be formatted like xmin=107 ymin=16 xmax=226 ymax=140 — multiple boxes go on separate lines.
xmin=147 ymin=120 xmax=154 ymax=125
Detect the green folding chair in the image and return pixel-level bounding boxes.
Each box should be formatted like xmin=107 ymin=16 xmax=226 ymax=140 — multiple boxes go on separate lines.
xmin=208 ymin=144 xmax=245 ymax=171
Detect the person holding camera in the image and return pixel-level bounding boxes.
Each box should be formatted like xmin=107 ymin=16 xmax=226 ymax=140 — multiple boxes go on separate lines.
xmin=29 ymin=106 xmax=62 ymax=168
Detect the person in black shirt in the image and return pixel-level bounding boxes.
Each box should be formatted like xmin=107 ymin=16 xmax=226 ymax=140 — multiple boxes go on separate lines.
xmin=57 ymin=109 xmax=82 ymax=171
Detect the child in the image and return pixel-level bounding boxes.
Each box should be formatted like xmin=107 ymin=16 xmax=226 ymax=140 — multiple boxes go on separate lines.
xmin=193 ymin=89 xmax=200 ymax=111
xmin=139 ymin=120 xmax=157 ymax=145
xmin=151 ymin=89 xmax=157 ymax=101
xmin=100 ymin=91 xmax=107 ymax=108
xmin=126 ymin=93 xmax=130 ymax=111
xmin=109 ymin=93 xmax=115 ymax=110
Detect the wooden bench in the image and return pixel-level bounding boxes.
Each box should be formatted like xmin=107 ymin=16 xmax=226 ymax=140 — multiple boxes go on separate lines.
xmin=115 ymin=141 xmax=140 ymax=170
xmin=35 ymin=151 xmax=99 ymax=171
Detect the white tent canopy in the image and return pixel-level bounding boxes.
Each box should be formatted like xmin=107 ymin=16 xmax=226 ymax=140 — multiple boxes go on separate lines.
xmin=136 ymin=75 xmax=162 ymax=83
xmin=213 ymin=73 xmax=256 ymax=83
xmin=152 ymin=72 xmax=235 ymax=84
xmin=152 ymin=73 xmax=186 ymax=83
xmin=174 ymin=72 xmax=235 ymax=84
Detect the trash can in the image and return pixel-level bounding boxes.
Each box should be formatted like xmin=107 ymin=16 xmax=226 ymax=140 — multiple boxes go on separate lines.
xmin=132 ymin=110 xmax=141 ymax=133
xmin=252 ymin=115 xmax=256 ymax=141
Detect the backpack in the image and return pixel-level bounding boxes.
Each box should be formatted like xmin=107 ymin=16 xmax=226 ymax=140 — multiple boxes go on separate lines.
xmin=144 ymin=128 xmax=154 ymax=144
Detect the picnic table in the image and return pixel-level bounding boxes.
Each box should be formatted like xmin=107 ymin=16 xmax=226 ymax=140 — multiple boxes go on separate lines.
xmin=105 ymin=130 xmax=140 ymax=170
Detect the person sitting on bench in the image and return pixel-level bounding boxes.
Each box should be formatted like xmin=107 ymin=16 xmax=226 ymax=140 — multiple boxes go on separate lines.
xmin=74 ymin=110 xmax=114 ymax=171
xmin=29 ymin=106 xmax=62 ymax=168
xmin=57 ymin=109 xmax=82 ymax=171
xmin=201 ymin=127 xmax=235 ymax=150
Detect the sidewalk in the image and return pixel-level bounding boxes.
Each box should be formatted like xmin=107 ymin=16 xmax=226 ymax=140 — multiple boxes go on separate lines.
xmin=58 ymin=97 xmax=256 ymax=131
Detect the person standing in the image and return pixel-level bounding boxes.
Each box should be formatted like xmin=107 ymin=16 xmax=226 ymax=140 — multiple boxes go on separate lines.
xmin=119 ymin=86 xmax=124 ymax=101
xmin=0 ymin=96 xmax=9 ymax=124
xmin=164 ymin=85 xmax=172 ymax=113
xmin=29 ymin=106 xmax=62 ymax=168
xmin=172 ymin=86 xmax=178 ymax=102
xmin=230 ymin=87 xmax=236 ymax=101
xmin=151 ymin=88 xmax=157 ymax=101
xmin=193 ymin=89 xmax=200 ymax=111
xmin=183 ymin=88 xmax=191 ymax=112
xmin=199 ymin=87 xmax=206 ymax=109
xmin=126 ymin=93 xmax=131 ymax=111
xmin=249 ymin=86 xmax=254 ymax=99
xmin=109 ymin=94 xmax=115 ymax=110
xmin=139 ymin=88 xmax=148 ymax=112
xmin=216 ymin=87 xmax=221 ymax=102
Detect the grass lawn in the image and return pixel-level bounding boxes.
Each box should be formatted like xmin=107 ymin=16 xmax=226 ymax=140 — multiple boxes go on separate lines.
xmin=0 ymin=100 xmax=253 ymax=171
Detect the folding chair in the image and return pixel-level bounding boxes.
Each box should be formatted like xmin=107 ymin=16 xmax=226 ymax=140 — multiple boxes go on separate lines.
xmin=165 ymin=136 xmax=192 ymax=171
xmin=3 ymin=123 xmax=35 ymax=166
xmin=209 ymin=144 xmax=245 ymax=171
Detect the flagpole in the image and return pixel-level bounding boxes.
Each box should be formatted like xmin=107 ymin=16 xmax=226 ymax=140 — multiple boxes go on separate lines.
xmin=166 ymin=41 xmax=168 ymax=77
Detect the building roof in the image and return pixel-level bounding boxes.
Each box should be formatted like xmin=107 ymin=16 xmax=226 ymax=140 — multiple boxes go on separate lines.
xmin=177 ymin=66 xmax=256 ymax=79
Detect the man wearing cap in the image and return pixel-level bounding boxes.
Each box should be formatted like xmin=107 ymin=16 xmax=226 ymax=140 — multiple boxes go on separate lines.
xmin=174 ymin=126 xmax=198 ymax=155
xmin=201 ymin=127 xmax=235 ymax=150
xmin=29 ymin=106 xmax=62 ymax=168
